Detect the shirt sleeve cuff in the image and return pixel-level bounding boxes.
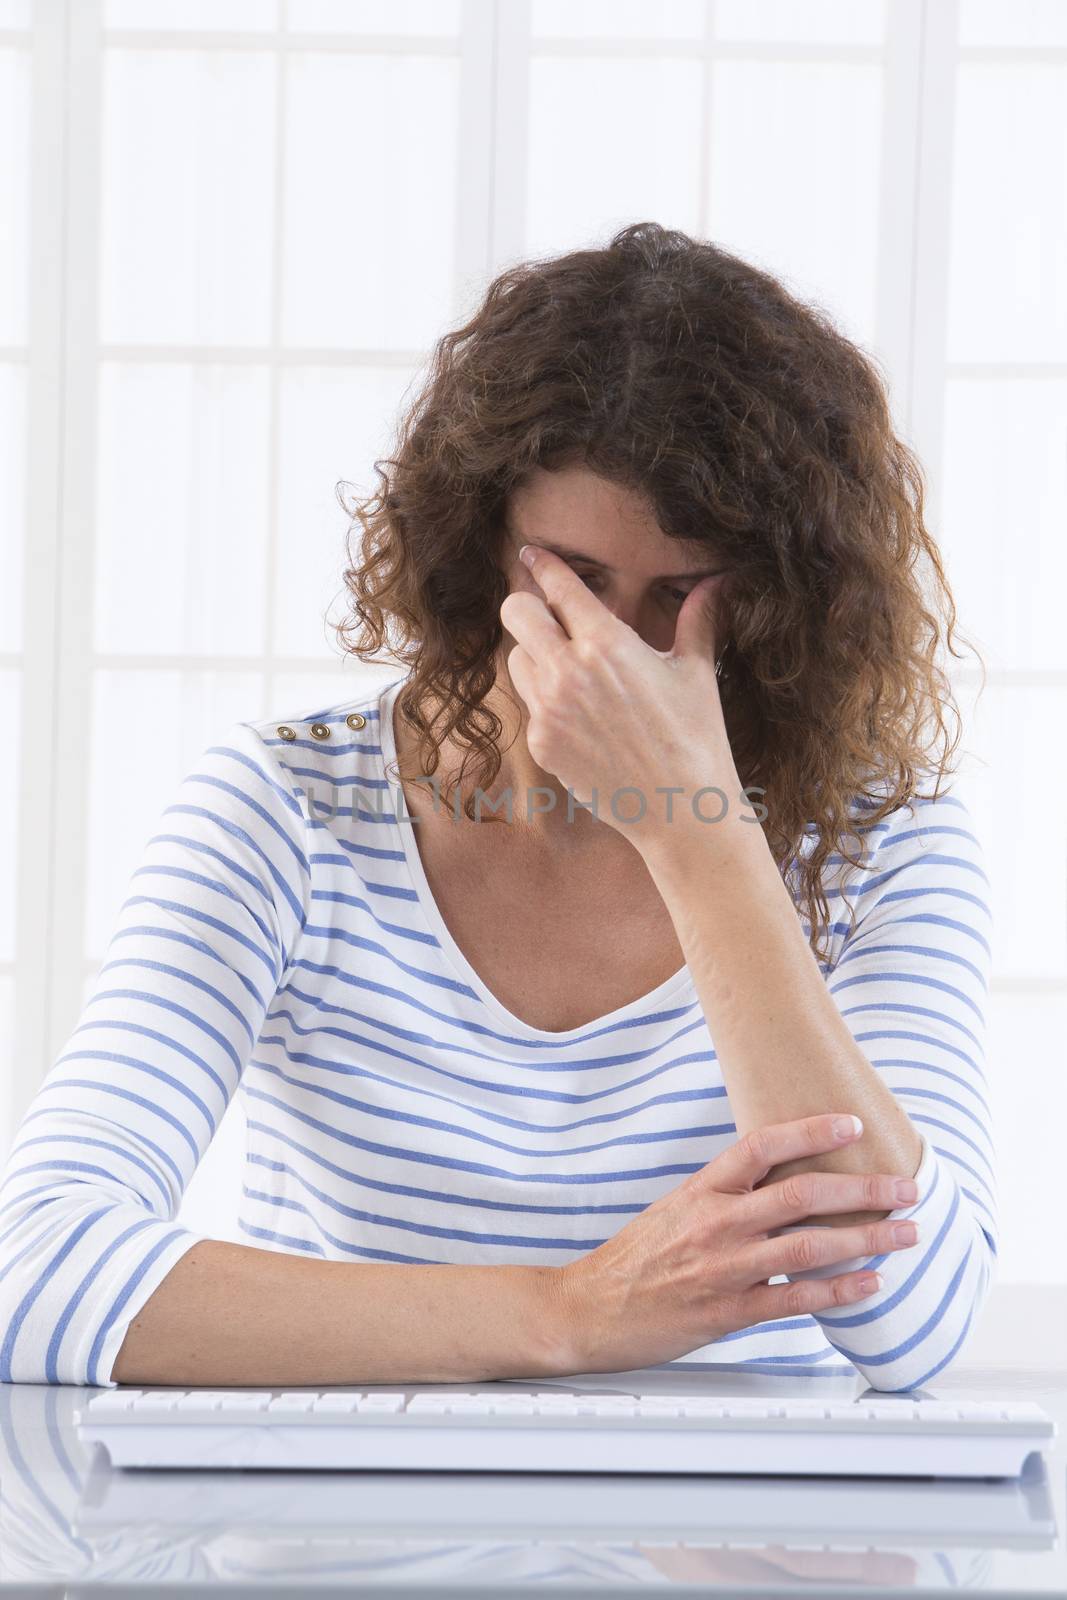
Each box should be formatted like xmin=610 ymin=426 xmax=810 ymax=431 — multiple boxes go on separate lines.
xmin=768 ymin=1134 xmax=998 ymax=1391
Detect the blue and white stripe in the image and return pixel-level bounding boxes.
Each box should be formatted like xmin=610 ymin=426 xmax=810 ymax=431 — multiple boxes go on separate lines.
xmin=0 ymin=672 xmax=997 ymax=1389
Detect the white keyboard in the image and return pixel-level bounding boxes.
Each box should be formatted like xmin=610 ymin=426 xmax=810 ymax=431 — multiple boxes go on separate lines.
xmin=74 ymin=1388 xmax=1055 ymax=1479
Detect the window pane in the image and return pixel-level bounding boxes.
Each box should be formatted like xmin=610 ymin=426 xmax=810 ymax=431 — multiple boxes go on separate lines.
xmin=282 ymin=54 xmax=459 ymax=350
xmin=715 ymin=0 xmax=884 ymax=45
xmin=105 ymin=0 xmax=279 ymax=26
xmin=0 ymin=365 xmax=25 ymax=653
xmin=531 ymin=0 xmax=704 ymax=39
xmin=951 ymin=680 xmax=1067 ymax=982
xmin=101 ymin=50 xmax=276 ymax=344
xmin=85 ymin=669 xmax=264 ymax=960
xmin=0 ymin=48 xmax=30 ymax=345
xmin=948 ymin=65 xmax=1067 ymax=363
xmin=708 ymin=62 xmax=882 ymax=350
xmin=272 ymin=665 xmax=391 ymax=720
xmin=942 ymin=378 xmax=1067 ymax=672
xmin=274 ymin=363 xmax=421 ymax=660
xmin=527 ymin=58 xmax=704 ymax=258
xmin=959 ymin=0 xmax=1067 ymax=48
xmin=0 ymin=670 xmax=19 ymax=964
xmin=0 ymin=975 xmax=13 ymax=1161
xmin=987 ymin=992 xmax=1067 ymax=1284
xmin=288 ymin=0 xmax=460 ymax=32
xmin=95 ymin=363 xmax=271 ymax=655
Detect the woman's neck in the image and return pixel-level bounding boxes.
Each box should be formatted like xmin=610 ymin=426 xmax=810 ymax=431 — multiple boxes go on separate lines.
xmin=396 ymin=663 xmax=608 ymax=852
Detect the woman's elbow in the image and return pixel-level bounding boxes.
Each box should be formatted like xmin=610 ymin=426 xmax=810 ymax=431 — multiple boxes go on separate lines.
xmin=851 ymin=1245 xmax=996 ymax=1394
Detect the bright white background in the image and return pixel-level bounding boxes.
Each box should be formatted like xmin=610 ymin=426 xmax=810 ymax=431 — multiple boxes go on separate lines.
xmin=1 ymin=1 xmax=1064 ymax=1334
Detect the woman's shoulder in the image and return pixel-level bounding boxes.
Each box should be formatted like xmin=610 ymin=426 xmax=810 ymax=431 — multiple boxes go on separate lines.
xmin=225 ymin=674 xmax=407 ymax=837
xmin=231 ymin=674 xmax=402 ymax=780
xmin=845 ymin=780 xmax=986 ymax=870
xmin=829 ymin=781 xmax=991 ymax=948
xmin=790 ymin=778 xmax=990 ymax=955
xmin=794 ymin=777 xmax=984 ymax=867
xmin=243 ymin=675 xmax=395 ymax=747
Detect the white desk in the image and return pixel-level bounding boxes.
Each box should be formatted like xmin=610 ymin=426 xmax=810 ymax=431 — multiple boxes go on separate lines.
xmin=0 ymin=1357 xmax=1064 ymax=1596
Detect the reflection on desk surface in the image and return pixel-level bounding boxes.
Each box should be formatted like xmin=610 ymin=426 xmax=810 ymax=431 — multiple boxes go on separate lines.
xmin=1 ymin=1367 xmax=1064 ymax=1594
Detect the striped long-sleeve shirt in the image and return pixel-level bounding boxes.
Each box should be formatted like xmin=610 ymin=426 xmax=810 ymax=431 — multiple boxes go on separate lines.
xmin=0 ymin=671 xmax=998 ymax=1390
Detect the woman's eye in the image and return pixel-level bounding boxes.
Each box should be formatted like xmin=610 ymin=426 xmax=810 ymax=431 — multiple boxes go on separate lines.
xmin=572 ymin=573 xmax=691 ymax=606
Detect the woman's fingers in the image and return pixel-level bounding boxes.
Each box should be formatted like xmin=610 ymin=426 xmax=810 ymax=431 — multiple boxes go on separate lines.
xmin=556 ymin=1109 xmax=923 ymax=1373
xmin=743 ymin=1266 xmax=888 ymax=1324
xmin=704 ymin=1111 xmax=864 ymax=1195
xmin=499 ymin=588 xmax=570 ymax=656
xmin=741 ymin=1168 xmax=918 ymax=1235
xmin=738 ymin=1214 xmax=919 ymax=1290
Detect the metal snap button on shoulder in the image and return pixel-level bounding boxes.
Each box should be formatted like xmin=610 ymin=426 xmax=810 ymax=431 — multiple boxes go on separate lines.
xmin=345 ymin=712 xmax=367 ymax=731
xmin=277 ymin=724 xmax=297 ymax=741
xmin=309 ymin=721 xmax=331 ymax=741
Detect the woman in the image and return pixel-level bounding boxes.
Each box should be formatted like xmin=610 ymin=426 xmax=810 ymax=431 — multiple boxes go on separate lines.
xmin=0 ymin=223 xmax=995 ymax=1393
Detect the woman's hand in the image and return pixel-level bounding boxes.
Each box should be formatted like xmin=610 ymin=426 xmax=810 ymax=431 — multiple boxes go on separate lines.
xmin=550 ymin=1111 xmax=920 ymax=1375
xmin=499 ymin=543 xmax=743 ymax=846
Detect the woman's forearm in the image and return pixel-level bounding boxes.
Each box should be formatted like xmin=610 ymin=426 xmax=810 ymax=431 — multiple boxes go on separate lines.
xmin=111 ymin=1239 xmax=574 ymax=1388
xmin=638 ymin=812 xmax=924 ymax=1227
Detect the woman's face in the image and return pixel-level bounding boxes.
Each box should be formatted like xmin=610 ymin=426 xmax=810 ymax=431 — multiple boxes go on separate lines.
xmin=500 ymin=464 xmax=726 ymax=657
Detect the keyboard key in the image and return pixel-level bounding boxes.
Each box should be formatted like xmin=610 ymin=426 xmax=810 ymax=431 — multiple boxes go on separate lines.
xmin=312 ymin=1393 xmax=363 ymax=1412
xmin=913 ymin=1402 xmax=964 ymax=1421
xmin=87 ymin=1391 xmax=141 ymax=1412
xmin=355 ymin=1394 xmax=405 ymax=1414
xmin=1002 ymin=1403 xmax=1051 ymax=1424
xmin=267 ymin=1394 xmax=317 ymax=1413
xmin=175 ymin=1393 xmax=227 ymax=1412
xmin=679 ymin=1400 xmax=727 ymax=1418
xmin=133 ymin=1392 xmax=183 ymax=1411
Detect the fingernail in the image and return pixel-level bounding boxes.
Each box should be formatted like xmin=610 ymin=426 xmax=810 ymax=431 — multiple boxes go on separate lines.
xmin=518 ymin=544 xmax=535 ymax=568
xmin=833 ymin=1114 xmax=863 ymax=1141
xmin=860 ymin=1273 xmax=882 ymax=1295
xmin=894 ymin=1179 xmax=918 ymax=1205
xmin=893 ymin=1221 xmax=919 ymax=1245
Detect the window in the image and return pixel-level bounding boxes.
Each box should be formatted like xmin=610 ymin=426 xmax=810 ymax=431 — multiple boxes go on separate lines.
xmin=2 ymin=0 xmax=1062 ymax=1285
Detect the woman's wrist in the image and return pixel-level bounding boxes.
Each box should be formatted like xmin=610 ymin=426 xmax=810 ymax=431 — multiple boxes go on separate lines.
xmin=506 ymin=1264 xmax=589 ymax=1378
xmin=636 ymin=788 xmax=769 ymax=886
xmin=536 ymin=1262 xmax=594 ymax=1376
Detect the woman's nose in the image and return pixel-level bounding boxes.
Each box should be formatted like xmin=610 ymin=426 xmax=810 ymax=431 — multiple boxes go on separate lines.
xmin=603 ymin=599 xmax=674 ymax=648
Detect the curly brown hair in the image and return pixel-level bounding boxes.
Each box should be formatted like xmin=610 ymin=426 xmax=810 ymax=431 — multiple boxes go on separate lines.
xmin=334 ymin=221 xmax=981 ymax=963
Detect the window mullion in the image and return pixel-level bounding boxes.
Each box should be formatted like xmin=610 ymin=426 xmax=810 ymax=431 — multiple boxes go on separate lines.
xmin=10 ymin=0 xmax=69 ymax=1135
xmin=38 ymin=0 xmax=104 ymax=1077
xmin=908 ymin=0 xmax=960 ymax=532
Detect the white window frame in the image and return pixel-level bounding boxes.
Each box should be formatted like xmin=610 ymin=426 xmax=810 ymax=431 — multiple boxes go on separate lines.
xmin=8 ymin=0 xmax=1061 ymax=1143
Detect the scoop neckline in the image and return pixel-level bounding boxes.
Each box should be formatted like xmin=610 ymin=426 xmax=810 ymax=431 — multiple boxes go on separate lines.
xmin=377 ymin=674 xmax=697 ymax=1044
